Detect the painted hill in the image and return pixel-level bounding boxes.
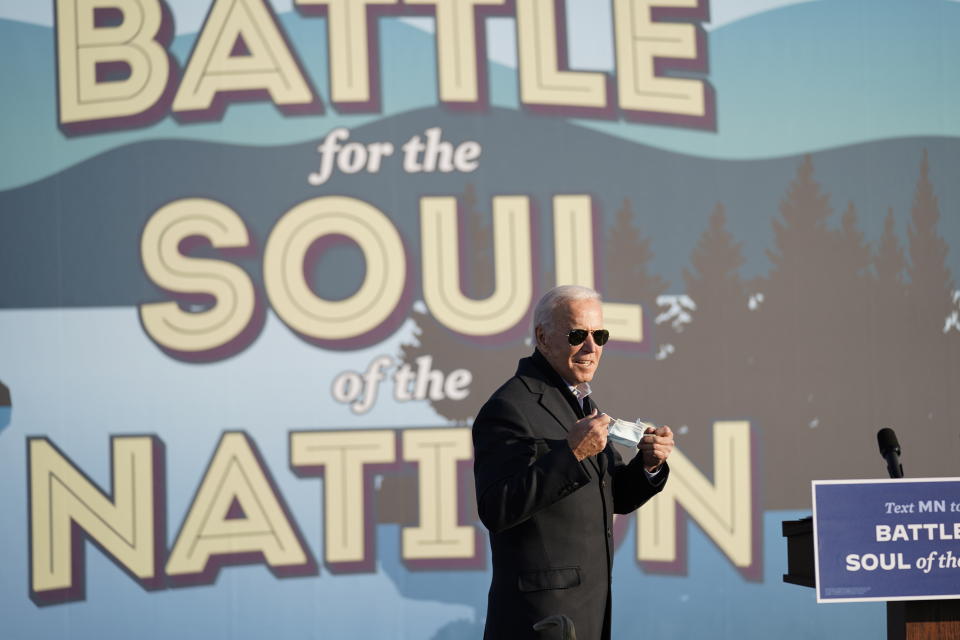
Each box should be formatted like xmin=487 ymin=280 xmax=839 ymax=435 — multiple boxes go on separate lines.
xmin=1 ymin=106 xmax=957 ymax=308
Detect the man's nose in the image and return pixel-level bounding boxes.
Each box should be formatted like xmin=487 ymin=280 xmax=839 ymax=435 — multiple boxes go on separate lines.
xmin=580 ymin=335 xmax=600 ymax=352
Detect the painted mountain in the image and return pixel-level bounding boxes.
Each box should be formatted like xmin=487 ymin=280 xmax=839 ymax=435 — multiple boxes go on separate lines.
xmin=2 ymin=0 xmax=960 ymax=190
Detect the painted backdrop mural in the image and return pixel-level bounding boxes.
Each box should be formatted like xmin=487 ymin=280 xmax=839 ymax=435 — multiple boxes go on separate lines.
xmin=1 ymin=0 xmax=958 ymax=638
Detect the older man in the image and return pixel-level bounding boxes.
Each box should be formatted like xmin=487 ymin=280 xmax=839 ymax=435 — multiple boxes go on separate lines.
xmin=472 ymin=285 xmax=674 ymax=640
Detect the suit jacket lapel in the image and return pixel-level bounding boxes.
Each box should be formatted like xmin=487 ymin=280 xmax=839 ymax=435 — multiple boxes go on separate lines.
xmin=537 ymin=385 xmax=577 ymax=434
xmin=517 ymin=352 xmax=576 ymax=435
xmin=516 ymin=351 xmax=603 ymax=476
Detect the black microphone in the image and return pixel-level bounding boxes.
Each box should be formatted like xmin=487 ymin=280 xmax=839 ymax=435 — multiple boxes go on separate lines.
xmin=877 ymin=428 xmax=904 ymax=479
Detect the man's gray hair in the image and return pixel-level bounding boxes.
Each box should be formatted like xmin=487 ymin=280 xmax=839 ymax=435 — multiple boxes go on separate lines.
xmin=533 ymin=285 xmax=602 ymax=335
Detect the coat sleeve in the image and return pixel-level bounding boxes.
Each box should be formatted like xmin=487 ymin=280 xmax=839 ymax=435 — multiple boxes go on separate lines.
xmin=610 ymin=446 xmax=669 ymax=514
xmin=472 ymin=396 xmax=592 ymax=534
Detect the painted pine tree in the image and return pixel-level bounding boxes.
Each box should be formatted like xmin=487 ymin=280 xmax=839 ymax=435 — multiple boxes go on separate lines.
xmin=669 ymin=202 xmax=751 ymax=469
xmin=904 ymin=150 xmax=957 ymax=432
xmin=592 ymin=198 xmax=670 ymax=424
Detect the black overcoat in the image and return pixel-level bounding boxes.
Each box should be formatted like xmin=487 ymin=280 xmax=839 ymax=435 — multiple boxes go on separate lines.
xmin=472 ymin=351 xmax=668 ymax=640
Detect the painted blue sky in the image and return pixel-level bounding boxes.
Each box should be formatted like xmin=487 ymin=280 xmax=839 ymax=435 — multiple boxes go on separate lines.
xmin=0 ymin=0 xmax=825 ymax=69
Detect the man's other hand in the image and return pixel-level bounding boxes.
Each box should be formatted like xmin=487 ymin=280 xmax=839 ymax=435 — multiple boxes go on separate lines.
xmin=567 ymin=410 xmax=610 ymax=461
xmin=639 ymin=425 xmax=674 ymax=472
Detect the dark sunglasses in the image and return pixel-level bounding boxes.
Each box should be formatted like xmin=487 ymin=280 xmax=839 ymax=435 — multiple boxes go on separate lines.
xmin=566 ymin=329 xmax=609 ymax=346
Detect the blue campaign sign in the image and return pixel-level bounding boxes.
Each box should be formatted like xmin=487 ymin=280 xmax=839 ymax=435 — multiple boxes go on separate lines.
xmin=813 ymin=478 xmax=960 ymax=603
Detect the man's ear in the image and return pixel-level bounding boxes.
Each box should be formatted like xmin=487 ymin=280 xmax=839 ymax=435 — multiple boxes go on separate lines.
xmin=534 ymin=325 xmax=545 ymax=348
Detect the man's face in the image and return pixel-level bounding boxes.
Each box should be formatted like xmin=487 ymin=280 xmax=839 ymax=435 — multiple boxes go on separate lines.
xmin=536 ymin=298 xmax=605 ymax=384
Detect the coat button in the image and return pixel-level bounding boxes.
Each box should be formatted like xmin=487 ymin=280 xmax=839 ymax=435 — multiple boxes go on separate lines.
xmin=606 ymin=528 xmax=612 ymax=537
xmin=600 ymin=480 xmax=606 ymax=488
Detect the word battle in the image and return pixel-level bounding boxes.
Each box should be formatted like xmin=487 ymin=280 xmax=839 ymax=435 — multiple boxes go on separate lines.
xmin=876 ymin=522 xmax=960 ymax=542
xmin=54 ymin=0 xmax=713 ymax=133
xmin=28 ymin=420 xmax=755 ymax=605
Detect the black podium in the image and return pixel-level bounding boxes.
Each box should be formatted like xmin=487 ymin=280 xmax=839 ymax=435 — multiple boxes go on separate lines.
xmin=782 ymin=517 xmax=960 ymax=640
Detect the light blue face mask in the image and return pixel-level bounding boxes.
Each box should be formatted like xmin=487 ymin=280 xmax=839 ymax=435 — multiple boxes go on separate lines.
xmin=607 ymin=417 xmax=653 ymax=448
